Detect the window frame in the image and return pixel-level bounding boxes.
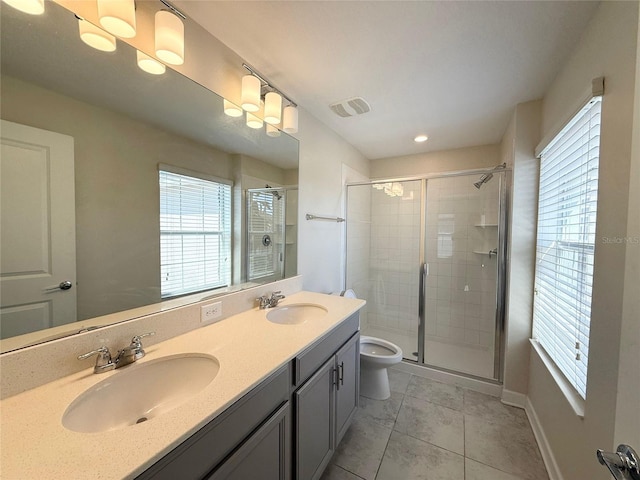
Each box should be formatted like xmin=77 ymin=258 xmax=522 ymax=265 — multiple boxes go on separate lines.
xmin=532 ymin=94 xmax=602 ymax=404
xmin=158 ymin=164 xmax=233 ymax=299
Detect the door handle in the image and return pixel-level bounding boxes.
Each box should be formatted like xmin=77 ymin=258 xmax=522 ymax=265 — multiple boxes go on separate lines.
xmin=597 ymin=444 xmax=640 ymax=480
xmin=44 ymin=281 xmax=73 ymax=292
xmin=338 ymin=362 xmax=344 ymax=388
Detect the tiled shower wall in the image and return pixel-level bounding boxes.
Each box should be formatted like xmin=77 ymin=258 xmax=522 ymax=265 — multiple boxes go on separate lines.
xmin=424 ymin=176 xmax=499 ymax=349
xmin=345 ymin=184 xmax=371 ymax=326
xmin=366 ymin=181 xmax=421 ymax=335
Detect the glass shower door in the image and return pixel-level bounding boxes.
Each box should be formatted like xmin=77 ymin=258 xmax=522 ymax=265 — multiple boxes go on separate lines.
xmin=422 ymin=173 xmax=504 ymax=380
xmin=346 ymin=180 xmax=422 ymax=361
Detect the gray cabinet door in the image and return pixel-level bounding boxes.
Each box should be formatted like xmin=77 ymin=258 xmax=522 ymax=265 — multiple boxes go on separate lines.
xmin=207 ymin=402 xmax=290 ymax=480
xmin=335 ymin=333 xmax=359 ymax=445
xmin=295 ymin=358 xmax=335 ymax=480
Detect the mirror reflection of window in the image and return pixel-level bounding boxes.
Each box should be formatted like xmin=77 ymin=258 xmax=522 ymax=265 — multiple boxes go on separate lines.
xmin=159 ymin=167 xmax=232 ymax=298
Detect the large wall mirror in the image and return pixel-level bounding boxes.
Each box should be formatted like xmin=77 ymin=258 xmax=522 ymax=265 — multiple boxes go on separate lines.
xmin=0 ymin=1 xmax=299 ymax=353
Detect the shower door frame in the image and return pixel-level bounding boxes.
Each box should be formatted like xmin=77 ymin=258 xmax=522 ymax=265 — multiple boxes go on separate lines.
xmin=345 ymin=167 xmax=511 ymax=384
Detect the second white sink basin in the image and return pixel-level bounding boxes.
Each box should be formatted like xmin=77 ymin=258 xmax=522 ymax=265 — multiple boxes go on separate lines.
xmin=62 ymin=353 xmax=219 ymax=433
xmin=266 ymin=303 xmax=328 ymax=325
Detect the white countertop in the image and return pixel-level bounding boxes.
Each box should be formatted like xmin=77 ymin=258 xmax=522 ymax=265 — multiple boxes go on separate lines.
xmin=0 ymin=291 xmax=364 ymax=480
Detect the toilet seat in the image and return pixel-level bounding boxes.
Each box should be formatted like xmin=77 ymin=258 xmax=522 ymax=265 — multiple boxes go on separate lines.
xmin=359 ymin=336 xmax=403 ymax=400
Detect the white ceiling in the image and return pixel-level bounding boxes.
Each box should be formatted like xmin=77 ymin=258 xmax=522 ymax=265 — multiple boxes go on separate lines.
xmin=176 ymin=1 xmax=600 ymax=160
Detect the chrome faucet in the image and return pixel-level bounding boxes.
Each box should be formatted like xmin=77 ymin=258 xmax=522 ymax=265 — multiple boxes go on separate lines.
xmin=256 ymin=291 xmax=286 ymax=309
xmin=78 ymin=332 xmax=155 ymax=373
xmin=114 ymin=332 xmax=155 ymax=367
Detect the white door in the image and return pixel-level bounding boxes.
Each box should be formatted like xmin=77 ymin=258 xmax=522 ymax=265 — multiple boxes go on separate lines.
xmin=0 ymin=120 xmax=76 ymax=339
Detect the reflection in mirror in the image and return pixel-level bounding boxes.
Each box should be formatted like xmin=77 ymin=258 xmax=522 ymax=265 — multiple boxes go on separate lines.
xmin=0 ymin=1 xmax=299 ymax=353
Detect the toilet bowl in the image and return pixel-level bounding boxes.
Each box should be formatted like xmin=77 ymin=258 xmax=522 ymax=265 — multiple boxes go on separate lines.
xmin=359 ymin=336 xmax=403 ymax=400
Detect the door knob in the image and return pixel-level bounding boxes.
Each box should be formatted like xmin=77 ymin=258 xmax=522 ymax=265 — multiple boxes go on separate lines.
xmin=44 ymin=281 xmax=73 ymax=292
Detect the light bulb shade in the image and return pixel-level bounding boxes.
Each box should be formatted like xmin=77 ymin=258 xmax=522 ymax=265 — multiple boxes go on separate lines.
xmin=266 ymin=124 xmax=281 ymax=137
xmin=246 ymin=112 xmax=263 ymax=129
xmin=155 ymin=10 xmax=184 ymax=65
xmin=2 ymin=0 xmax=44 ymax=14
xmin=78 ymin=18 xmax=117 ymax=52
xmin=97 ymin=0 xmax=136 ymax=38
xmin=136 ymin=50 xmax=165 ymax=75
xmin=282 ymin=105 xmax=298 ymax=134
xmin=264 ymin=92 xmax=282 ymax=125
xmin=241 ymin=75 xmax=261 ymax=112
xmin=223 ymin=99 xmax=243 ymax=117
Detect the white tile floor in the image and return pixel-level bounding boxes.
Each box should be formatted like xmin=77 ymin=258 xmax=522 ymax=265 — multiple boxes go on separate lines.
xmin=321 ymin=369 xmax=549 ymax=480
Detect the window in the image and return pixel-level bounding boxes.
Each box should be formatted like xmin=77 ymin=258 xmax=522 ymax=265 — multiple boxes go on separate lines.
xmin=159 ymin=167 xmax=232 ymax=298
xmin=532 ymin=97 xmax=601 ymax=399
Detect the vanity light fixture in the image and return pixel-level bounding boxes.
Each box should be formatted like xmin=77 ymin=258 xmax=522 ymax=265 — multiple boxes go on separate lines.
xmin=282 ymin=105 xmax=298 ymax=134
xmin=246 ymin=112 xmax=263 ymax=129
xmin=414 ymin=134 xmax=428 ymax=143
xmin=77 ymin=17 xmax=117 ymax=52
xmin=241 ymin=63 xmax=298 ymax=133
xmin=1 ymin=0 xmax=44 ymax=14
xmin=241 ymin=75 xmax=261 ymax=112
xmin=223 ymin=100 xmax=243 ymax=118
xmin=136 ymin=50 xmax=165 ymax=75
xmin=264 ymin=92 xmax=283 ymax=125
xmin=155 ymin=1 xmax=185 ymax=66
xmin=97 ymin=0 xmax=136 ymax=38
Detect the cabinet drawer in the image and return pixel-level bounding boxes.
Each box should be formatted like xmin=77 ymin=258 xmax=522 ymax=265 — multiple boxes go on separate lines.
xmin=293 ymin=312 xmax=359 ymax=388
xmin=137 ymin=364 xmax=290 ymax=480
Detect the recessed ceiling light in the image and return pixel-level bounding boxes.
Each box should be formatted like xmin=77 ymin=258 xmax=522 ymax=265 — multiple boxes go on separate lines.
xmin=414 ymin=134 xmax=428 ymax=143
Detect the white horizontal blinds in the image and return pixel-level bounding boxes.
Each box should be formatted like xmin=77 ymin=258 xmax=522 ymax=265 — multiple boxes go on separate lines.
xmin=247 ymin=190 xmax=283 ymax=280
xmin=159 ymin=170 xmax=231 ymax=298
xmin=533 ymin=97 xmax=601 ymax=399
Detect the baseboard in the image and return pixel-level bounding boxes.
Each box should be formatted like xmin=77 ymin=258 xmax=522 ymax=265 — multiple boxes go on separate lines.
xmin=525 ymin=397 xmax=564 ymax=480
xmin=501 ymin=389 xmax=527 ymax=408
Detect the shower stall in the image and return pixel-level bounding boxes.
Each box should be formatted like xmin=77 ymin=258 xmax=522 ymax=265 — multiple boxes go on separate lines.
xmin=345 ymin=168 xmax=508 ymax=381
xmin=246 ymin=186 xmax=298 ymax=283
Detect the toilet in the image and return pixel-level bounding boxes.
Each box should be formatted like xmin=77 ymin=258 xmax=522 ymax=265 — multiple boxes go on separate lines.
xmin=359 ymin=336 xmax=403 ymax=400
xmin=335 ymin=289 xmax=404 ymax=400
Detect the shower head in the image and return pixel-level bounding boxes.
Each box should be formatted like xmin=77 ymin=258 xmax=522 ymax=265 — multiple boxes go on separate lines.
xmin=265 ymin=185 xmax=283 ymax=200
xmin=473 ymin=163 xmax=506 ymax=189
xmin=474 ymin=173 xmax=494 ymax=189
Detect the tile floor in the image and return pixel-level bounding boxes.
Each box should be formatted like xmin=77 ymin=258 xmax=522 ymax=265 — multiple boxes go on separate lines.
xmin=321 ymin=369 xmax=549 ymax=480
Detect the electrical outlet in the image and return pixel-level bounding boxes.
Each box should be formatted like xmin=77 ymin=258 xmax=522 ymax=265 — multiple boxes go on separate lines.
xmin=201 ymin=302 xmax=223 ymax=323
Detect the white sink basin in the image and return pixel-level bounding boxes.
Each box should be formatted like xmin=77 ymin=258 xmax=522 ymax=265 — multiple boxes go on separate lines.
xmin=62 ymin=354 xmax=219 ymax=433
xmin=266 ymin=303 xmax=328 ymax=325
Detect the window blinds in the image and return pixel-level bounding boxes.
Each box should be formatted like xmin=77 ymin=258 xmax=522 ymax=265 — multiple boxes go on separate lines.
xmin=533 ymin=97 xmax=601 ymax=399
xmin=159 ymin=170 xmax=232 ymax=298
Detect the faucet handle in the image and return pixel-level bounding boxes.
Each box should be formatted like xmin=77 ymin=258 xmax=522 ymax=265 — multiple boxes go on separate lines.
xmin=78 ymin=346 xmax=115 ymax=373
xmin=256 ymin=295 xmax=270 ymax=309
xmin=129 ymin=332 xmax=155 ymax=359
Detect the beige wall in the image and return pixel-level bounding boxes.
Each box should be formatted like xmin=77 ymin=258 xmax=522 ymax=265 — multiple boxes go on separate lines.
xmin=527 ymin=3 xmax=639 ymax=479
xmin=1 ymin=75 xmax=235 ymax=321
xmin=370 ymin=144 xmax=499 ymax=179
xmin=613 ymin=9 xmax=640 ymax=450
xmin=501 ymin=100 xmax=540 ymax=401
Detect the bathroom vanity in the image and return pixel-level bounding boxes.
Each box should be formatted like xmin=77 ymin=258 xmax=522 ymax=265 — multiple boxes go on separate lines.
xmin=0 ymin=291 xmax=363 ymax=480
xmin=138 ymin=312 xmax=359 ymax=480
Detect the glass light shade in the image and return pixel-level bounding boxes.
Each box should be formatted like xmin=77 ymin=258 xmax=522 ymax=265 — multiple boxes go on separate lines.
xmin=266 ymin=124 xmax=281 ymax=137
xmin=97 ymin=0 xmax=136 ymax=38
xmin=2 ymin=0 xmax=44 ymax=14
xmin=282 ymin=105 xmax=298 ymax=134
xmin=241 ymin=75 xmax=261 ymax=112
xmin=264 ymin=92 xmax=282 ymax=125
xmin=246 ymin=112 xmax=263 ymax=129
xmin=155 ymin=10 xmax=184 ymax=66
xmin=136 ymin=50 xmax=165 ymax=75
xmin=223 ymin=100 xmax=243 ymax=117
xmin=78 ymin=18 xmax=117 ymax=52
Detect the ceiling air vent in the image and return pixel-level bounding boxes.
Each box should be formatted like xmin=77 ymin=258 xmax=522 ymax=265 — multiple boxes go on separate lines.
xmin=329 ymin=97 xmax=371 ymax=117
